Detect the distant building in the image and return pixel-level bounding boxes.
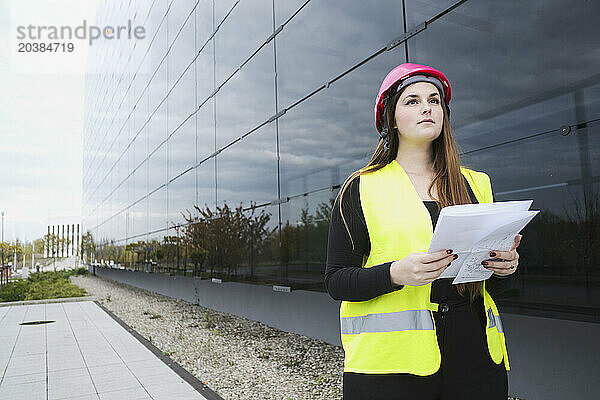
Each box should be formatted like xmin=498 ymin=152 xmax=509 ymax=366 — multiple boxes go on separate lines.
xmin=45 ymin=223 xmax=80 ymax=259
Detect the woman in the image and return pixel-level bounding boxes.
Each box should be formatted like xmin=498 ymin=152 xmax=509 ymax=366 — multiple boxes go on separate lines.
xmin=325 ymin=63 xmax=522 ymax=400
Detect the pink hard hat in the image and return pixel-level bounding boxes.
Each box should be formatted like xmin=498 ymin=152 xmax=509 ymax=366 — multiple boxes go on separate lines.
xmin=374 ymin=63 xmax=452 ymax=133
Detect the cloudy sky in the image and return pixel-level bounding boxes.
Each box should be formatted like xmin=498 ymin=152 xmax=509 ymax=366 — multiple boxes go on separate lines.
xmin=0 ymin=0 xmax=99 ymax=242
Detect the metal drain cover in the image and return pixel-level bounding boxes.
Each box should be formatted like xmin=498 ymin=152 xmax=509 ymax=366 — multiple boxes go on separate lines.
xmin=20 ymin=320 xmax=56 ymax=325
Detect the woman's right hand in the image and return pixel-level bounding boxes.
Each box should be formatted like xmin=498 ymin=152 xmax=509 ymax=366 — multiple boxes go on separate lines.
xmin=390 ymin=249 xmax=458 ymax=286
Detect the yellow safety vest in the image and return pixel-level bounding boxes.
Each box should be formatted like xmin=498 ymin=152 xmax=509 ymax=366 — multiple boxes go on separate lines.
xmin=340 ymin=160 xmax=509 ymax=375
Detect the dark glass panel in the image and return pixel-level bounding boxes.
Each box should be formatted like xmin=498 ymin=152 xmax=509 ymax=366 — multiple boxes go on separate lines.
xmin=168 ymin=107 xmax=196 ymax=180
xmin=215 ymin=44 xmax=275 ymax=148
xmin=197 ymin=98 xmax=215 ymax=162
xmin=148 ymin=66 xmax=168 ymax=153
xmin=276 ymin=0 xmax=404 ymax=107
xmin=167 ymin=61 xmax=196 ymax=129
xmin=214 ymin=0 xmax=272 ymax=85
xmin=214 ymin=0 xmax=236 ymax=26
xmin=195 ymin=0 xmax=214 ymax=47
xmin=148 ymin=102 xmax=167 ymax=159
xmin=196 ymin=38 xmax=214 ymax=106
xmin=280 ymin=189 xmax=334 ymax=290
xmin=274 ymin=0 xmax=306 ymax=27
xmin=167 ymin=164 xmax=196 ymax=228
xmin=132 ymin=160 xmax=148 ymax=205
xmin=148 ymin=142 xmax=167 ymax=193
xmin=216 ymin=123 xmax=278 ymax=208
xmin=201 ymin=203 xmax=281 ymax=284
xmin=405 ymin=0 xmax=464 ymax=27
xmin=148 ymin=186 xmax=168 ymax=234
xmin=167 ymin=1 xmax=196 ymax=89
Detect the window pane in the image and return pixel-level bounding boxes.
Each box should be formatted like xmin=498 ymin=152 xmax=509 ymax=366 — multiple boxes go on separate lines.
xmin=215 ymin=44 xmax=275 ymax=148
xmin=168 ymin=109 xmax=196 ymax=180
xmin=168 ymin=2 xmax=196 ymax=89
xmin=217 ymin=123 xmax=278 ymax=208
xmin=214 ymin=0 xmax=272 ymax=85
xmin=280 ymin=190 xmax=333 ymax=290
xmin=276 ymin=0 xmax=404 ymax=107
xmin=168 ymin=166 xmax=196 ymax=227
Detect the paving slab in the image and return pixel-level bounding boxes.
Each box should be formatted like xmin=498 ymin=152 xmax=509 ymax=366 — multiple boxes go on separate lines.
xmin=0 ymin=300 xmax=218 ymax=400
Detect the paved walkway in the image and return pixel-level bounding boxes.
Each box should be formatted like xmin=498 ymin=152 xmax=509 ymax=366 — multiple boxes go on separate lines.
xmin=0 ymin=301 xmax=209 ymax=400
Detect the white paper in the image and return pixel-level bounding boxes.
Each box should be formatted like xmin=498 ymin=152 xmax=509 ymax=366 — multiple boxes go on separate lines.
xmin=427 ymin=200 xmax=539 ymax=284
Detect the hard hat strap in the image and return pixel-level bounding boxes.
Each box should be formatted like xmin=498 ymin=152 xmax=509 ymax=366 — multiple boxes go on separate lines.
xmin=379 ymin=95 xmax=390 ymax=153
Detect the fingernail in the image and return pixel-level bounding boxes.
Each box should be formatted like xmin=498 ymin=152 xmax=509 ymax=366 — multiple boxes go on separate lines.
xmin=453 ymin=254 xmax=458 ymax=260
xmin=489 ymin=252 xmax=496 ymax=257
xmin=481 ymin=261 xmax=488 ymax=265
xmin=446 ymin=249 xmax=453 ymax=254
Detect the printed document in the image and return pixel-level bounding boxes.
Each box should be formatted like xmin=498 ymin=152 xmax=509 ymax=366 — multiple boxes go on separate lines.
xmin=428 ymin=200 xmax=539 ymax=284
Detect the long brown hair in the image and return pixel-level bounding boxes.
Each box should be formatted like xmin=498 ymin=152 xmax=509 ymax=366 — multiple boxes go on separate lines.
xmin=337 ymin=86 xmax=483 ymax=302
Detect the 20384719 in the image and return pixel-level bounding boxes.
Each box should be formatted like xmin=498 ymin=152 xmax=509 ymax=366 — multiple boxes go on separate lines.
xmin=18 ymin=42 xmax=74 ymax=52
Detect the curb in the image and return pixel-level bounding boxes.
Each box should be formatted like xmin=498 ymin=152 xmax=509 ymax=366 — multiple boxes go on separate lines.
xmin=0 ymin=296 xmax=96 ymax=307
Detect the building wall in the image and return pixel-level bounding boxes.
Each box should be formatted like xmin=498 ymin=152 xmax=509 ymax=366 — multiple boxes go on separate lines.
xmin=83 ymin=1 xmax=600 ymax=397
xmin=94 ymin=266 xmax=600 ymax=400
xmin=83 ymin=0 xmax=600 ymax=312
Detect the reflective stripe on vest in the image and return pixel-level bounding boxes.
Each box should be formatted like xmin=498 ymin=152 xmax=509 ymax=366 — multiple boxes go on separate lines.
xmin=341 ymin=309 xmax=434 ymax=335
xmin=487 ymin=307 xmax=504 ymax=334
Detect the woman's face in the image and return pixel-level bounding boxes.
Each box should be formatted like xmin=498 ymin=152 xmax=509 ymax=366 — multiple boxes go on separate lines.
xmin=394 ymin=81 xmax=444 ymax=144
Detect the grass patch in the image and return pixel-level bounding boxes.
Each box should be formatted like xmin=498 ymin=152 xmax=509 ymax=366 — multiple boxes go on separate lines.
xmin=0 ymin=268 xmax=89 ymax=302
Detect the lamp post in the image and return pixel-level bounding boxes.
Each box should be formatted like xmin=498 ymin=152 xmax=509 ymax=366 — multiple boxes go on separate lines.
xmin=1 ymin=211 xmax=4 ymax=268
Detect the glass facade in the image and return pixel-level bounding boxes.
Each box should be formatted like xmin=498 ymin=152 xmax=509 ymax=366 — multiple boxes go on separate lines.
xmin=83 ymin=0 xmax=600 ymax=318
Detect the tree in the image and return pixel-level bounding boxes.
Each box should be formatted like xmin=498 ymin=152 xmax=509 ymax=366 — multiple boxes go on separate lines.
xmin=80 ymin=231 xmax=96 ymax=263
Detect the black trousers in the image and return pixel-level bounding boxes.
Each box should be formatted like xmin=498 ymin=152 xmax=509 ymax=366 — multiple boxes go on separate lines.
xmin=343 ymin=299 xmax=508 ymax=400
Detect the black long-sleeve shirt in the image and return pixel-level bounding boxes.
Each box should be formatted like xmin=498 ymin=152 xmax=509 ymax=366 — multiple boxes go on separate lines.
xmin=325 ymin=175 xmax=514 ymax=303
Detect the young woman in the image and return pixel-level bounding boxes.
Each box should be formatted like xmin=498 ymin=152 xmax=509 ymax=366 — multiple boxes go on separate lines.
xmin=325 ymin=63 xmax=522 ymax=400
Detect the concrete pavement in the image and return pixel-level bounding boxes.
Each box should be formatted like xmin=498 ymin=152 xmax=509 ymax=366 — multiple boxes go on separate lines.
xmin=0 ymin=300 xmax=214 ymax=400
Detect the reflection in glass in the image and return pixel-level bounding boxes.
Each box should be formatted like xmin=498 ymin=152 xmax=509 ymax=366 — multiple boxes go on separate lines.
xmin=276 ymin=0 xmax=404 ymax=107
xmin=166 ymin=49 xmax=196 ymax=127
xmin=196 ymin=99 xmax=215 ymax=163
xmin=214 ymin=0 xmax=272 ymax=85
xmin=168 ymin=2 xmax=196 ymax=90
xmin=215 ymin=44 xmax=275 ymax=148
xmin=148 ymin=142 xmax=167 ymax=193
xmin=167 ymin=165 xmax=196 ymax=228
xmin=404 ymin=0 xmax=459 ymax=27
xmin=279 ymin=47 xmax=406 ymax=198
xmin=280 ymin=191 xmax=334 ymax=290
xmin=168 ymin=102 xmax=196 ymax=180
xmin=217 ymin=123 xmax=278 ymax=208
xmin=176 ymin=203 xmax=280 ymax=282
xmin=499 ymin=184 xmax=600 ymax=309
xmin=148 ymin=186 xmax=167 ymax=234
xmin=195 ymin=0 xmax=214 ymax=47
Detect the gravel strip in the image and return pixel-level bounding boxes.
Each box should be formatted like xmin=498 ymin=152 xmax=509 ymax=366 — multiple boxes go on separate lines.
xmin=70 ymin=275 xmax=524 ymax=400
xmin=71 ymin=275 xmax=344 ymax=400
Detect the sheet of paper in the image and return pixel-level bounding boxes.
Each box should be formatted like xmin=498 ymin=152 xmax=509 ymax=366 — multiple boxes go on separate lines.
xmin=439 ymin=200 xmax=533 ymax=216
xmin=425 ymin=200 xmax=539 ymax=284
xmin=452 ymin=250 xmax=494 ymax=284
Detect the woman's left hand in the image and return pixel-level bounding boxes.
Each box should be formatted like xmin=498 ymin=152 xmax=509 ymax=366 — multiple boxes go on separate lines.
xmin=482 ymin=234 xmax=522 ymax=276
